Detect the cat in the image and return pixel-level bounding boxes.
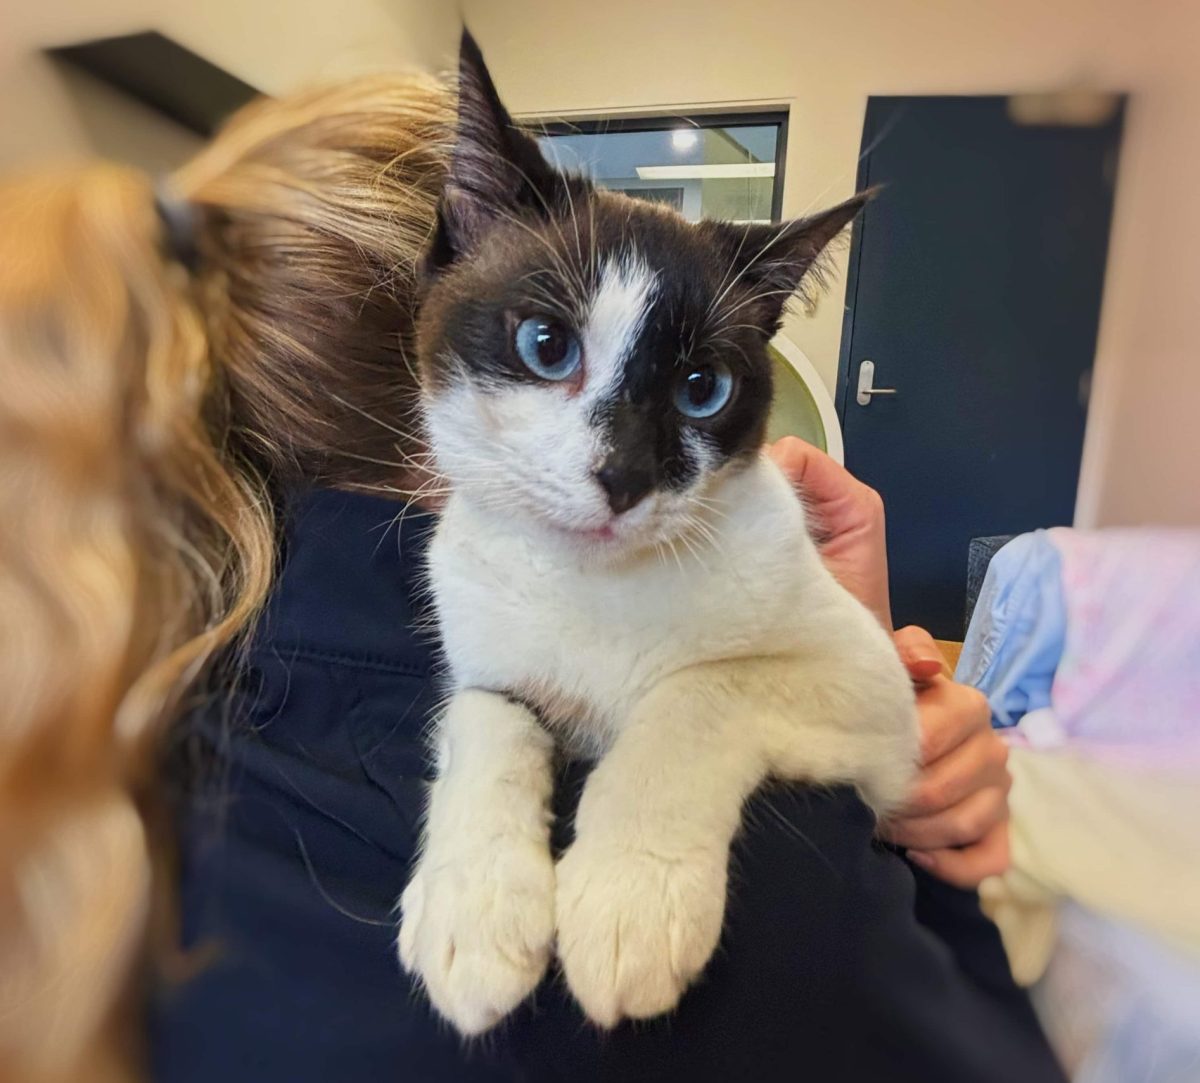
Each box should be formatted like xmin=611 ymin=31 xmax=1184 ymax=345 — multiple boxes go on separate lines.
xmin=397 ymin=31 xmax=918 ymax=1036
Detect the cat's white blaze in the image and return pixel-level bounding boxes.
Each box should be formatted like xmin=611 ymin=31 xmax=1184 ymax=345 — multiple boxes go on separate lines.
xmin=580 ymin=254 xmax=659 ymax=407
xmin=423 ymin=254 xmax=665 ymax=536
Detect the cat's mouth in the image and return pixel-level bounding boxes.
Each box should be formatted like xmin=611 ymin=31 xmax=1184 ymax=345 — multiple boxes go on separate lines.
xmin=556 ymin=521 xmax=618 ymax=543
xmin=526 ymin=491 xmax=667 ymax=552
xmin=536 ymin=489 xmax=694 ymax=553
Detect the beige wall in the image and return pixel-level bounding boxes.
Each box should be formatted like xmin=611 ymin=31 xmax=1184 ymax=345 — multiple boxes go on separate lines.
xmin=3 ymin=0 xmax=1194 ymax=525
xmin=0 ymin=0 xmax=460 ymax=172
xmin=461 ymin=0 xmax=1200 ymax=527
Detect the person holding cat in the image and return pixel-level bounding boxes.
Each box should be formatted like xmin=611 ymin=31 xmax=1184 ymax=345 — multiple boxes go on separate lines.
xmin=768 ymin=437 xmax=1012 ymax=890
xmin=0 ymin=54 xmax=1056 ymax=1083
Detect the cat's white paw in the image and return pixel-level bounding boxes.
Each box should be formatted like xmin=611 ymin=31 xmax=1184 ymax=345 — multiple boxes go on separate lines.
xmin=555 ymin=837 xmax=727 ymax=1028
xmin=398 ymin=835 xmax=555 ymax=1036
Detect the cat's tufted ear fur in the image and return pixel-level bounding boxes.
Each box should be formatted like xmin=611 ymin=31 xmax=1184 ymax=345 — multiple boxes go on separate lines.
xmin=428 ymin=30 xmax=567 ymax=270
xmin=700 ymin=189 xmax=876 ymax=333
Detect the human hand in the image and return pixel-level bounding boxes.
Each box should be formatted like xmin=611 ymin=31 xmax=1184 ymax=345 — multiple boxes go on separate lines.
xmin=883 ymin=625 xmax=1012 ymax=888
xmin=767 ymin=439 xmax=1010 ymax=887
xmin=766 ymin=437 xmax=891 ymax=628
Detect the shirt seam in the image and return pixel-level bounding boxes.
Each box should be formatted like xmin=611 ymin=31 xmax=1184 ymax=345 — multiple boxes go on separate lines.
xmin=248 ymin=642 xmax=431 ymax=678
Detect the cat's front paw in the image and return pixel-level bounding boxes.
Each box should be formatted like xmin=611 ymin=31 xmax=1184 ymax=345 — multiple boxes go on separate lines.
xmin=398 ymin=835 xmax=555 ymax=1036
xmin=555 ymin=837 xmax=727 ymax=1028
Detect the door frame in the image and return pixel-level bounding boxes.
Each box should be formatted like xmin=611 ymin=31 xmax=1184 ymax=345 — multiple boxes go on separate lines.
xmin=834 ymin=100 xmax=880 ymax=427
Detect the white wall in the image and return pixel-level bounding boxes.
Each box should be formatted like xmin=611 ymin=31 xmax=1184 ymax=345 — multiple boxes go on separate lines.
xmin=0 ymin=0 xmax=460 ymax=172
xmin=3 ymin=0 xmax=1195 ymax=526
xmin=461 ymin=0 xmax=1200 ymax=528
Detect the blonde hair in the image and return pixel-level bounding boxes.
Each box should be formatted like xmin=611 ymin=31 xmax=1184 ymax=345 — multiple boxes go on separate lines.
xmin=0 ymin=73 xmax=451 ymax=1082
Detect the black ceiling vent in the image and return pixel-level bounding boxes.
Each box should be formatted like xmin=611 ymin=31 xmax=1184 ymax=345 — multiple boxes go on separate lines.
xmin=48 ymin=30 xmax=261 ymax=137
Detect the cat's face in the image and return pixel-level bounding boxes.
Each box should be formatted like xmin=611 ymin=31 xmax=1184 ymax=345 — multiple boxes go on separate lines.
xmin=417 ymin=33 xmax=867 ymax=558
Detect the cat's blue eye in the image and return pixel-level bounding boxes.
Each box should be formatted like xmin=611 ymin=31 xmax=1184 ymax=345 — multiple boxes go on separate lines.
xmin=674 ymin=362 xmax=734 ymax=419
xmin=514 ymin=316 xmax=582 ymax=382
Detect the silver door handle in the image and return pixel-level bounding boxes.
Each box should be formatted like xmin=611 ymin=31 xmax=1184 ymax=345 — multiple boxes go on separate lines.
xmin=856 ymin=359 xmax=897 ymax=406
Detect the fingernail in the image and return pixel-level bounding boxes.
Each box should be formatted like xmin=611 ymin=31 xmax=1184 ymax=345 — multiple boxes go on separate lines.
xmin=908 ymin=852 xmax=936 ymax=870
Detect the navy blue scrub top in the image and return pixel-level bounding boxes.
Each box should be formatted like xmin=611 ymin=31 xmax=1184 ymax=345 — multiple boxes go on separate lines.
xmin=151 ymin=488 xmax=1066 ymax=1083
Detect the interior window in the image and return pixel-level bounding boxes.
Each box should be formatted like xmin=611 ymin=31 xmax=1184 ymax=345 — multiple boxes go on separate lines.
xmin=538 ymin=114 xmax=787 ymax=224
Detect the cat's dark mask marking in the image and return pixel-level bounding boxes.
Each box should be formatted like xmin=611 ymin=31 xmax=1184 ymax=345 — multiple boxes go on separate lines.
xmin=418 ymin=31 xmax=872 ymax=533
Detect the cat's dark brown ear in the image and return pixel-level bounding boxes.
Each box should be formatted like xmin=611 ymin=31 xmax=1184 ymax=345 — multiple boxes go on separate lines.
xmin=428 ymin=30 xmax=562 ymax=270
xmin=704 ymin=189 xmax=876 ymax=332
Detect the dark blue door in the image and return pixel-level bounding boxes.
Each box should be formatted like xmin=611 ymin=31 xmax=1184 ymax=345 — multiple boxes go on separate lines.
xmin=837 ymin=96 xmax=1123 ymax=638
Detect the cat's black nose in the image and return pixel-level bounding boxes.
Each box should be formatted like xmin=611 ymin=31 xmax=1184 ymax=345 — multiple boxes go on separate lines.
xmin=594 ymin=463 xmax=654 ymax=515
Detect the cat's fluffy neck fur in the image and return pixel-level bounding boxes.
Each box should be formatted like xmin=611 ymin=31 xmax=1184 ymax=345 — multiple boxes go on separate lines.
xmin=428 ymin=452 xmax=912 ymax=774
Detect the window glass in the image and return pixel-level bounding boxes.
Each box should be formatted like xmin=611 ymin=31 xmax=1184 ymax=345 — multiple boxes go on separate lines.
xmin=539 ymin=119 xmax=785 ymax=223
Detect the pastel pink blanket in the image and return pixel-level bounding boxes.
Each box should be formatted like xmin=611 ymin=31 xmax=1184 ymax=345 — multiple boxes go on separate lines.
xmin=1039 ymin=527 xmax=1200 ymax=768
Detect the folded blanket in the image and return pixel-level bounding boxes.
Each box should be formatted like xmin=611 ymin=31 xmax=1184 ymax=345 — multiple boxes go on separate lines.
xmin=960 ymin=527 xmax=1200 ymax=1072
xmin=982 ymin=748 xmax=1200 ymax=980
xmin=1049 ymin=527 xmax=1200 ymax=768
xmin=958 ymin=527 xmax=1200 ymax=769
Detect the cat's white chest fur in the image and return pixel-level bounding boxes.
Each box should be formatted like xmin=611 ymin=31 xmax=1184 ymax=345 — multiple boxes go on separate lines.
xmin=431 ymin=456 xmax=856 ymax=754
xmin=402 ymin=454 xmax=918 ymax=1036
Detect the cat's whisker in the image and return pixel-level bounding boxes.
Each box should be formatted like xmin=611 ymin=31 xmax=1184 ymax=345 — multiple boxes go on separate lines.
xmin=520 ymin=276 xmax=576 ymax=317
xmin=564 ymin=189 xmax=586 ymax=282
xmin=708 ymin=288 xmax=806 ymax=335
xmin=690 ymin=493 xmax=731 ymax=518
xmin=587 ymin=188 xmax=598 ymax=291
xmin=492 ymin=205 xmax=581 ymax=304
xmin=548 ymin=209 xmax=590 ymax=318
xmin=689 ymin=521 xmax=725 ymax=562
xmin=491 ymin=163 xmax=591 ymax=317
xmin=325 ymin=394 xmax=417 ymax=444
xmin=707 ymin=334 xmax=756 ymax=374
xmin=394 ymin=335 xmax=425 ymax=392
xmin=706 ymin=220 xmax=758 ymax=324
xmin=709 ymin=321 xmax=776 ymax=339
xmin=679 ymin=510 xmax=721 ymax=563
xmin=663 ymin=535 xmax=687 ymax=576
xmin=704 ymin=223 xmax=802 ymax=327
xmin=675 ymin=526 xmax=709 ymax=573
xmin=400 ymin=474 xmax=453 ymax=496
xmin=718 ymin=284 xmax=806 ymax=312
xmin=334 ymin=451 xmax=414 ymax=473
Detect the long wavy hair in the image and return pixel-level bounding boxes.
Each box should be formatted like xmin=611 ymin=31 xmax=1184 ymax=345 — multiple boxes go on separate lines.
xmin=0 ymin=73 xmax=451 ymax=1082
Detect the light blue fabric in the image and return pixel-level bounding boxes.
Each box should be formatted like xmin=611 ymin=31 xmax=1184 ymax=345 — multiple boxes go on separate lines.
xmin=954 ymin=530 xmax=1067 ymax=729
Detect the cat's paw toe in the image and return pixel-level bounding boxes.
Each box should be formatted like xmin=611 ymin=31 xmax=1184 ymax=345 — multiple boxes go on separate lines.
xmin=555 ymin=840 xmax=726 ymax=1028
xmin=398 ymin=838 xmax=555 ymax=1036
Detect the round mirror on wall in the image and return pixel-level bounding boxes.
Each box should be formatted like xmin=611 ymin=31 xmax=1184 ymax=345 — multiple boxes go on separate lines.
xmin=766 ymin=335 xmax=844 ymax=464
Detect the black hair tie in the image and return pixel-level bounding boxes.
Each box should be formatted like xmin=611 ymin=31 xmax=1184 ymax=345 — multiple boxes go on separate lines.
xmin=153 ymin=182 xmax=201 ymax=272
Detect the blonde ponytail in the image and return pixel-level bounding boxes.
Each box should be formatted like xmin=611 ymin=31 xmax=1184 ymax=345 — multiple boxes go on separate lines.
xmin=0 ymin=163 xmax=273 ymax=1082
xmin=0 ymin=71 xmax=452 ymax=1082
